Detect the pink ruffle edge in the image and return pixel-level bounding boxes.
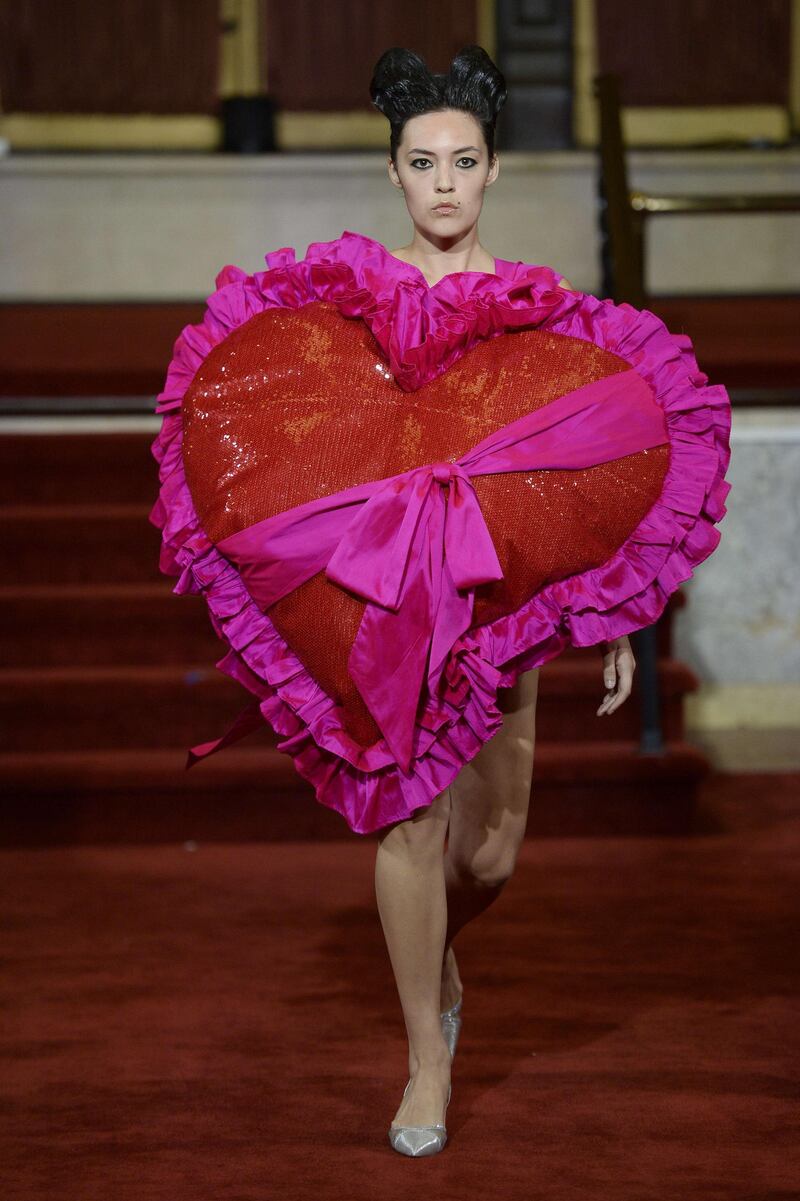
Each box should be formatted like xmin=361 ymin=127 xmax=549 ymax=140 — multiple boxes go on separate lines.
xmin=149 ymin=229 xmax=731 ymax=835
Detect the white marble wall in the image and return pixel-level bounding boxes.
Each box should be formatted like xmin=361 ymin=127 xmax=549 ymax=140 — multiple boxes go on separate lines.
xmin=673 ymin=408 xmax=800 ymax=736
xmin=1 ymin=148 xmax=799 ymax=300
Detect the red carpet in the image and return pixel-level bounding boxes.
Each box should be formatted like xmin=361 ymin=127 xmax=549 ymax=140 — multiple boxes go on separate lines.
xmin=2 ymin=772 xmax=798 ymax=1199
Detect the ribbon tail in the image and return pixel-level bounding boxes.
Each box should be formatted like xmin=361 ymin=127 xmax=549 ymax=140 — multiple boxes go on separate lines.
xmin=347 ymin=568 xmax=433 ymax=773
xmin=185 ymin=699 xmax=265 ymax=769
xmin=427 ymin=474 xmax=499 ymax=696
xmin=346 ymin=497 xmax=441 ymax=773
xmin=427 ymin=551 xmax=475 ymax=699
xmin=443 ymin=475 xmax=504 ymax=588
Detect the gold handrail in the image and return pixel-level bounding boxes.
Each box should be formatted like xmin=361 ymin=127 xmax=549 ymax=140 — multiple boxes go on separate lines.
xmin=629 ymin=191 xmax=800 ymax=214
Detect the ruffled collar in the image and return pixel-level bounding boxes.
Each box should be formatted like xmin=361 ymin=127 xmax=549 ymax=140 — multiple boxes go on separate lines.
xmin=301 ymin=228 xmax=559 ymax=298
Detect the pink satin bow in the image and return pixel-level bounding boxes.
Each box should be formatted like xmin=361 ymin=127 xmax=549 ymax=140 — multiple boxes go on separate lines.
xmin=213 ymin=367 xmax=668 ymax=772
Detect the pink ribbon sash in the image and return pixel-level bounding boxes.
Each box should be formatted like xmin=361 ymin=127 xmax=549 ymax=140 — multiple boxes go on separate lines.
xmin=209 ymin=367 xmax=668 ymax=772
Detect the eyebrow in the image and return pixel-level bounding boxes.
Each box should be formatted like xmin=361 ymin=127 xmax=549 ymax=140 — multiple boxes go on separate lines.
xmin=406 ymin=146 xmax=481 ymax=155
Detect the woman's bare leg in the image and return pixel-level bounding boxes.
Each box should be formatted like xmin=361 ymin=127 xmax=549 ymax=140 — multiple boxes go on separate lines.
xmin=375 ymin=784 xmax=453 ymax=1128
xmin=440 ymin=668 xmax=539 ymax=1008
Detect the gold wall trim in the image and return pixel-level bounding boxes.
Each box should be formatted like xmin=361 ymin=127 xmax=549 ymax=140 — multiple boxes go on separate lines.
xmin=3 ymin=104 xmax=786 ymax=154
xmin=0 ymin=114 xmax=221 ymax=151
xmin=276 ymin=110 xmax=389 ymax=149
xmin=0 ymin=110 xmax=397 ymax=151
xmin=792 ymin=0 xmax=800 ymax=131
xmin=219 ymin=0 xmax=263 ymax=97
xmin=620 ymin=106 xmax=789 ymax=144
xmin=573 ymin=0 xmax=793 ymax=146
xmin=572 ymin=0 xmax=599 ymax=148
xmin=476 ymin=0 xmax=497 ymax=62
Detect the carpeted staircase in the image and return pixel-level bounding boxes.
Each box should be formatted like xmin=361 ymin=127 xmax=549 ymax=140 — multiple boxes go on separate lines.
xmin=0 ymin=429 xmax=708 ymax=844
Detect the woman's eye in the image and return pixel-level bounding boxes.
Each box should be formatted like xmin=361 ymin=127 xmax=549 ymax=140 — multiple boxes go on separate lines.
xmin=409 ymin=157 xmax=478 ymax=169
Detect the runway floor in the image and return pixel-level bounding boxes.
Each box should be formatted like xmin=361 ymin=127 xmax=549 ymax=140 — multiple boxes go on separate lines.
xmin=2 ymin=772 xmax=798 ymax=1200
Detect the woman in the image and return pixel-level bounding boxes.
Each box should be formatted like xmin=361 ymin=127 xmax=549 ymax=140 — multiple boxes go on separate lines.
xmin=368 ymin=46 xmax=634 ymax=1155
xmin=151 ymin=45 xmax=729 ymax=1161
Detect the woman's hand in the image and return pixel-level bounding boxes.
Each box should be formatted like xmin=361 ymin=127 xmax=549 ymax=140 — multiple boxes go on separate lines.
xmin=597 ymin=635 xmax=636 ymax=716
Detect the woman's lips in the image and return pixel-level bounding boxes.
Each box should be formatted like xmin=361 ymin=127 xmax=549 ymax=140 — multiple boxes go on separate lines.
xmin=433 ymin=204 xmax=457 ymax=213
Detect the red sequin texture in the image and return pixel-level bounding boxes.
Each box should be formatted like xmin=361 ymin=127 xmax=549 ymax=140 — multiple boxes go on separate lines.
xmin=183 ymin=301 xmax=669 ymax=746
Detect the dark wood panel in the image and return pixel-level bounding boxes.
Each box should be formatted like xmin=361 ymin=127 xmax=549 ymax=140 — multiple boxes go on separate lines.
xmin=0 ymin=303 xmax=204 ymax=397
xmin=263 ymin=0 xmax=476 ymax=110
xmin=595 ymin=0 xmax=792 ymax=107
xmin=0 ymin=0 xmax=219 ymax=113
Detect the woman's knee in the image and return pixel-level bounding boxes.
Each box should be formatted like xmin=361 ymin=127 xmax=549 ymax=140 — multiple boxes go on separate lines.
xmin=449 ymin=836 xmax=522 ymax=891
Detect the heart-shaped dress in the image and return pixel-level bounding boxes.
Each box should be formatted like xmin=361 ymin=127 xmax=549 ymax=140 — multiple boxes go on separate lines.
xmin=149 ymin=230 xmax=731 ymax=835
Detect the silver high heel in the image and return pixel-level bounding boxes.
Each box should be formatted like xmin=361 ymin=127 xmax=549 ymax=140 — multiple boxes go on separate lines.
xmin=440 ymin=995 xmax=463 ymax=1059
xmin=388 ymin=1079 xmax=452 ymax=1157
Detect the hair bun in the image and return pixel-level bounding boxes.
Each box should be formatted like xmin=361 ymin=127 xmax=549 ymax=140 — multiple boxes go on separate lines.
xmin=369 ymin=48 xmax=440 ymax=123
xmin=447 ymin=44 xmax=507 ymax=120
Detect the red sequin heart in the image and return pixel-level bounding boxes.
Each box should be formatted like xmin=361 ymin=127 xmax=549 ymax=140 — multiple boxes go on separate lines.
xmin=183 ymin=301 xmax=668 ymax=746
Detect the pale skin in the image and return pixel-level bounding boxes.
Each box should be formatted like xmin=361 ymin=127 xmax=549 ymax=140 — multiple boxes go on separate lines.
xmin=376 ymin=108 xmax=636 ymax=1131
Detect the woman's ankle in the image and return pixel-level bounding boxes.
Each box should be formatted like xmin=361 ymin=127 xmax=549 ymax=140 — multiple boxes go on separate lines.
xmin=409 ymin=1046 xmax=452 ymax=1075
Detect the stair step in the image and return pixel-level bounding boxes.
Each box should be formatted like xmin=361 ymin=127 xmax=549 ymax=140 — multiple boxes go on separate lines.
xmin=0 ymin=583 xmax=220 ymax=666
xmin=0 ymin=664 xmax=239 ymax=752
xmin=0 ymin=656 xmax=697 ymax=753
xmin=538 ymin=658 xmax=695 ymax=741
xmin=528 ymin=740 xmax=709 ymax=836
xmin=0 ymin=432 xmax=160 ymax=504
xmin=1 ymin=504 xmax=163 ymax=584
xmin=0 ymin=302 xmax=203 ymax=399
xmin=0 ymin=741 xmax=709 ymax=844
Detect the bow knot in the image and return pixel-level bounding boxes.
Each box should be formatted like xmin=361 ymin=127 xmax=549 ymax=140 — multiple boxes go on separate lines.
xmin=431 ymin=460 xmax=457 ymax=485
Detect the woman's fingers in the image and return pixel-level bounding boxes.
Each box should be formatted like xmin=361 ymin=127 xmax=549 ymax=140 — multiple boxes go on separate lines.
xmin=597 ymin=644 xmax=617 ymax=715
xmin=597 ymin=642 xmax=636 ymax=716
xmin=603 ymin=649 xmax=636 ymax=715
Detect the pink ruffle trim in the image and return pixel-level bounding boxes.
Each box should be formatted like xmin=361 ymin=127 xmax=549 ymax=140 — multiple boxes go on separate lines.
xmin=149 ymin=230 xmax=731 ymax=835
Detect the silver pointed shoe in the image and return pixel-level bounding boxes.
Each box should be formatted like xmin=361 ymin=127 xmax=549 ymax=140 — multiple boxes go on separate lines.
xmin=388 ymin=1080 xmax=452 ymax=1157
xmin=440 ymin=994 xmax=463 ymax=1059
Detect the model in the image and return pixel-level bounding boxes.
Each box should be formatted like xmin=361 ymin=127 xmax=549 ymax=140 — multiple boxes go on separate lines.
xmin=149 ymin=45 xmax=731 ymax=1157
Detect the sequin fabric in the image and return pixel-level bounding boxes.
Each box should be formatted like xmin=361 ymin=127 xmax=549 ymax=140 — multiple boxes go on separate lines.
xmin=183 ymin=301 xmax=669 ymax=746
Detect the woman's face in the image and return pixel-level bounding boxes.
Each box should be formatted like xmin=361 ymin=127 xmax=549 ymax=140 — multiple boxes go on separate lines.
xmin=388 ymin=108 xmax=499 ymax=239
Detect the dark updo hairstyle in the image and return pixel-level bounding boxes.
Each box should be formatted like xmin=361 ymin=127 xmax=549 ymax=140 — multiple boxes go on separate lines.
xmin=369 ymin=45 xmax=507 ymax=165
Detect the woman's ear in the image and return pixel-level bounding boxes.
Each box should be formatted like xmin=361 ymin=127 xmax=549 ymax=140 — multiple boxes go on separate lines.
xmin=387 ymin=158 xmax=403 ymax=190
